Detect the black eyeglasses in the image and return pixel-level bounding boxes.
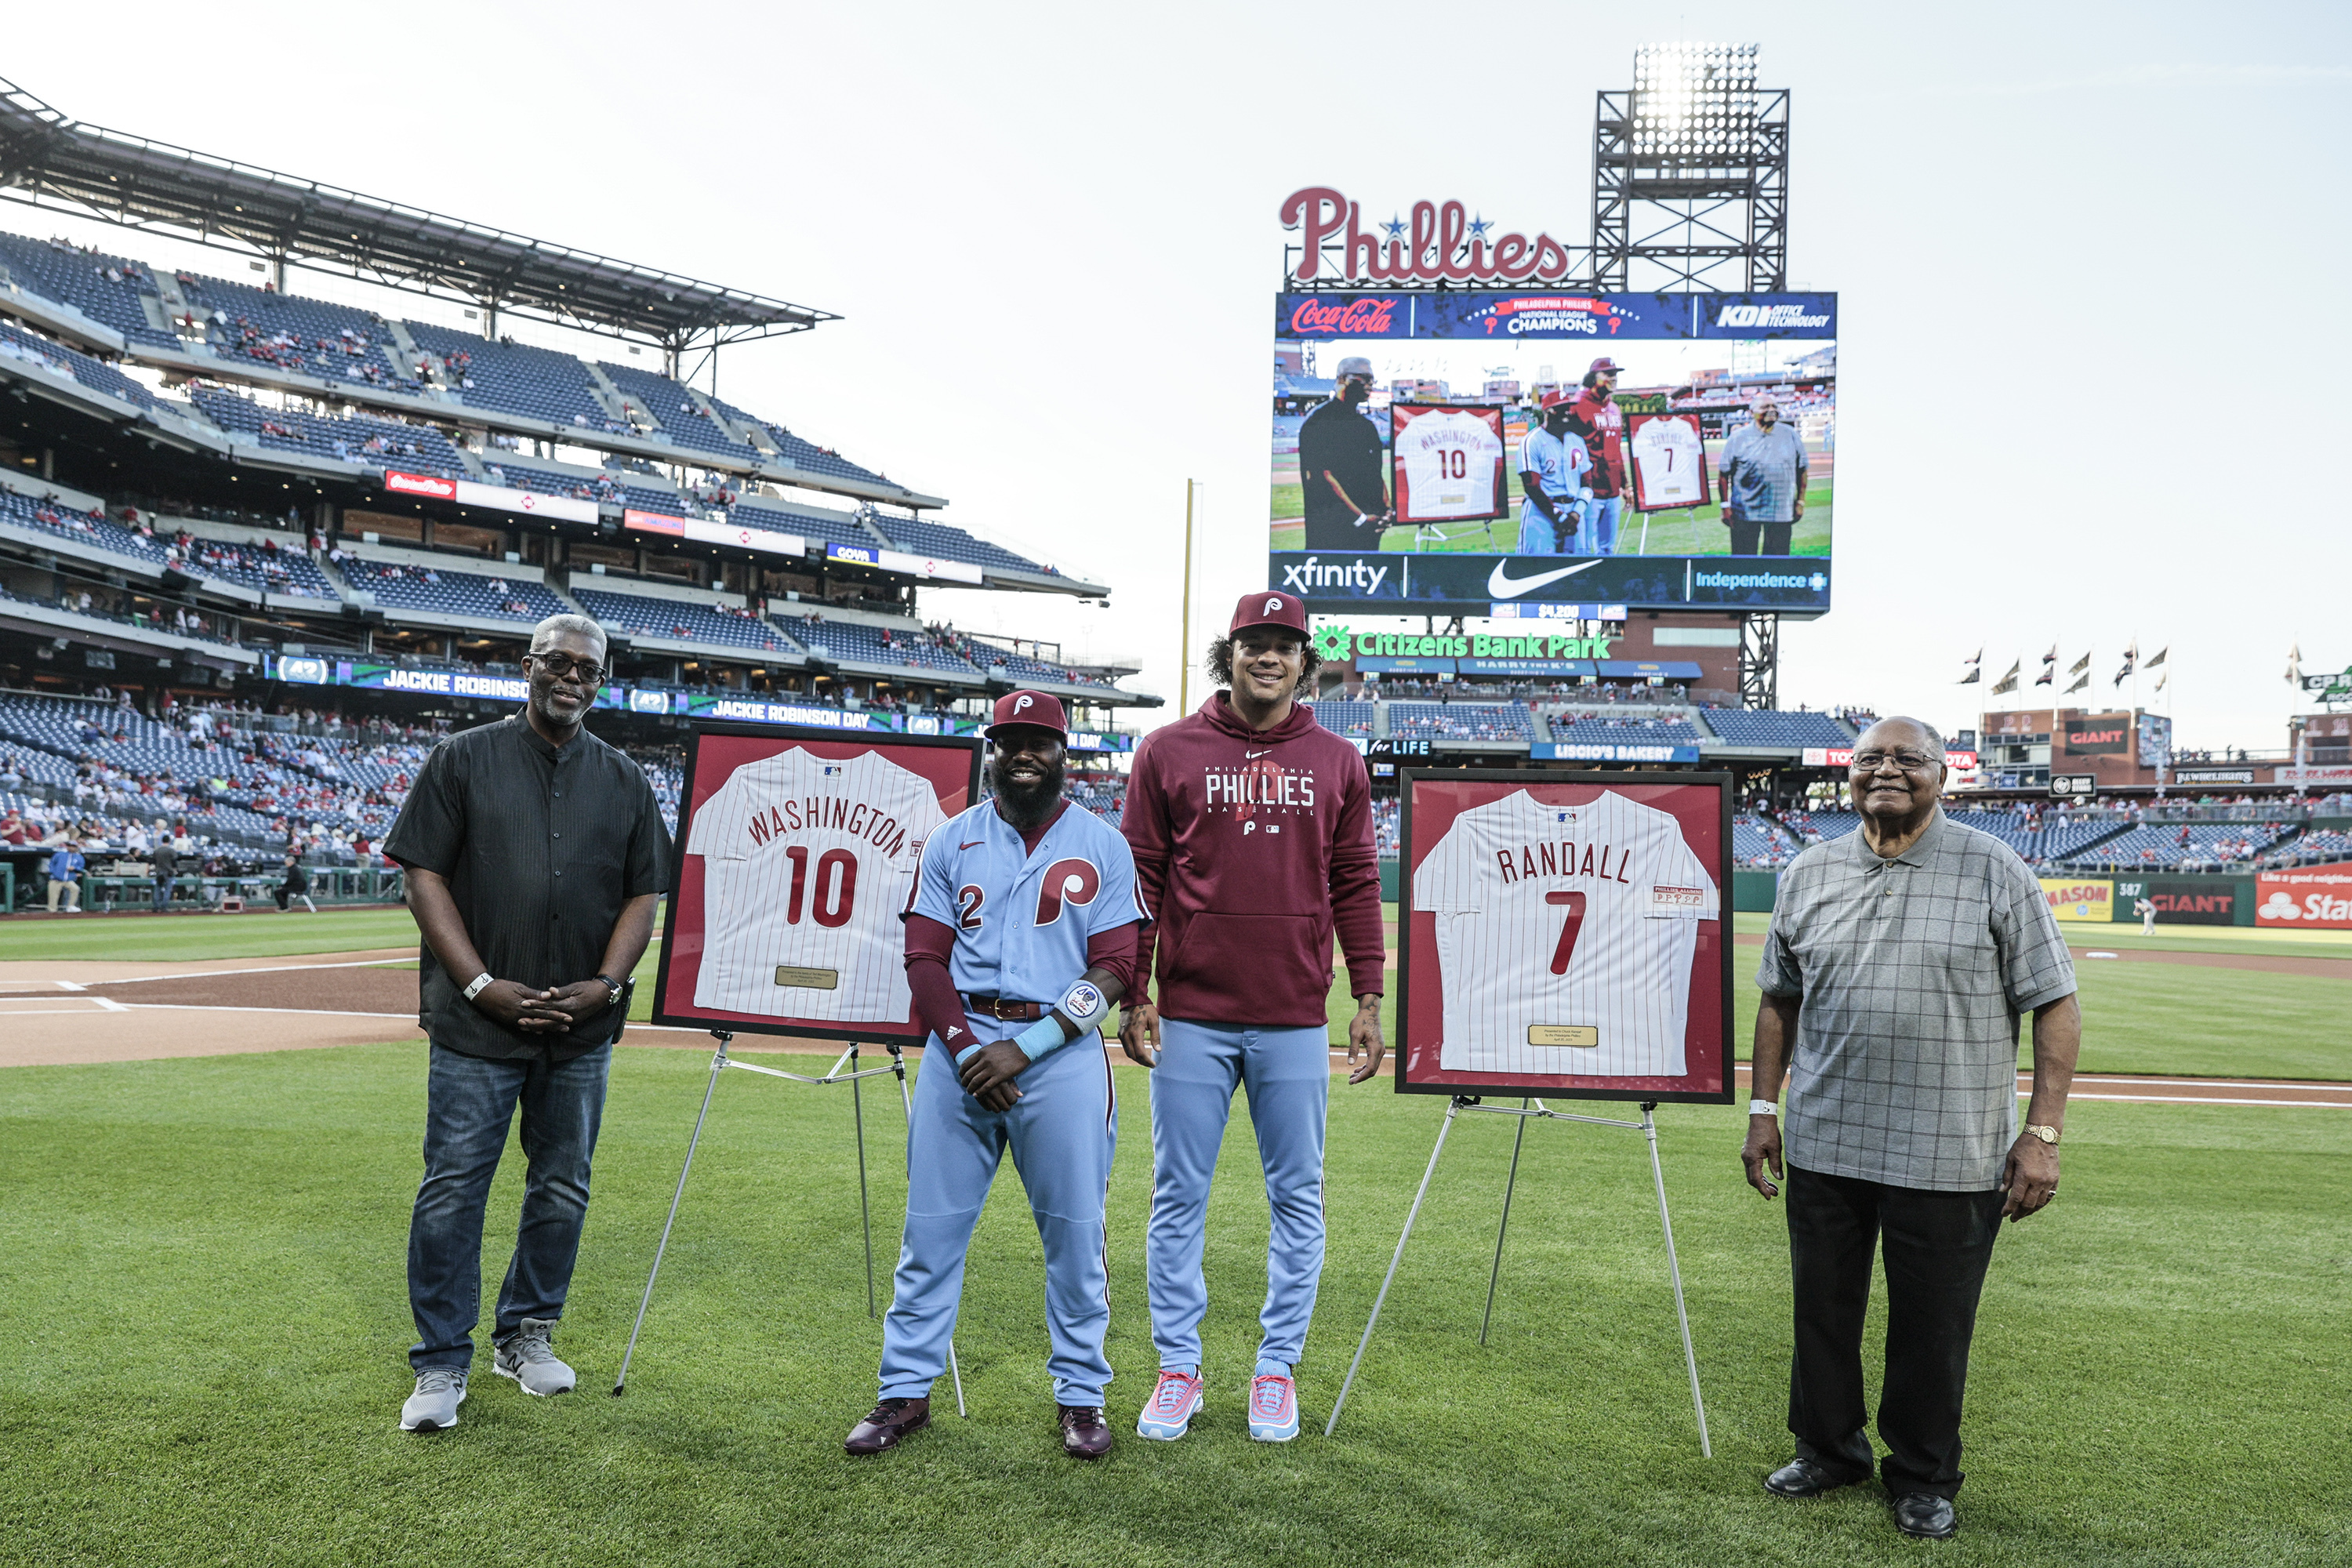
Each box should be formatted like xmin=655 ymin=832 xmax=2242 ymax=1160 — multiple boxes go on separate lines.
xmin=528 ymin=652 xmax=606 ymax=685
xmin=1852 ymin=750 xmax=1937 ymax=771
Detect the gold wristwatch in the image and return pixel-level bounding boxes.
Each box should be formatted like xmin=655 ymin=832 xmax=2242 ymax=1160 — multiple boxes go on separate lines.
xmin=2023 ymin=1123 xmax=2060 ymax=1146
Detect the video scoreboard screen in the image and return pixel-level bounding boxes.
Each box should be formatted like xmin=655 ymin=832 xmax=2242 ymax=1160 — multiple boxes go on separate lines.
xmin=1271 ymin=291 xmax=1836 ymax=616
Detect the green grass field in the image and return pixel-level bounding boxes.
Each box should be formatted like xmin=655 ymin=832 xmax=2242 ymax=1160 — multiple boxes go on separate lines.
xmin=2 ymin=906 xmax=2347 ymax=1563
xmin=2 ymin=1044 xmax=2346 ymax=1566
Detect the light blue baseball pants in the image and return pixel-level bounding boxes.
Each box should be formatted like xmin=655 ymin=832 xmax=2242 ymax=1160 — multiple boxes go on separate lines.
xmin=878 ymin=1020 xmax=1117 ymax=1406
xmin=1145 ymin=1018 xmax=1330 ymax=1374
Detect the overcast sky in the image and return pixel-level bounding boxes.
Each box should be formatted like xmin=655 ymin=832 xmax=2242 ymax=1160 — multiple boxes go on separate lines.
xmin=13 ymin=2 xmax=2347 ymax=747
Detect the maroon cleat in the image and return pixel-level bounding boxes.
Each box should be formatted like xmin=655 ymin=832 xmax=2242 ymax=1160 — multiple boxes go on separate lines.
xmin=1058 ymin=1403 xmax=1112 ymax=1460
xmin=844 ymin=1396 xmax=931 ymax=1455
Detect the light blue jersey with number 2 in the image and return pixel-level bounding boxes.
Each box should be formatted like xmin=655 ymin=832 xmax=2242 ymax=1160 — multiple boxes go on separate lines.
xmin=906 ymin=800 xmax=1146 ymax=1004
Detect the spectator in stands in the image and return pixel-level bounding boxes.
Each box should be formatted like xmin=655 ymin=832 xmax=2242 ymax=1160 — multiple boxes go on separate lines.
xmin=1744 ymin=717 xmax=2079 ymax=1542
xmin=0 ymin=806 xmax=25 ymax=845
xmin=274 ymin=850 xmax=317 ymax=914
xmin=151 ymin=822 xmax=183 ymax=913
xmin=45 ymin=839 xmax=86 ymax=913
xmin=1720 ymin=397 xmax=1808 ymax=556
xmin=383 ymin=612 xmax=670 ymax=1435
xmin=1298 ymin=357 xmax=1389 ymax=550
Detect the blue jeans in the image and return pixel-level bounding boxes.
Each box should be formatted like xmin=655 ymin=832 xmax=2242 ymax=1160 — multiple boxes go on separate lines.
xmin=408 ymin=1042 xmax=611 ymax=1372
xmin=1584 ymin=495 xmax=1621 ymax=555
xmin=1145 ymin=1018 xmax=1330 ymax=1374
xmin=151 ymin=876 xmax=172 ymax=913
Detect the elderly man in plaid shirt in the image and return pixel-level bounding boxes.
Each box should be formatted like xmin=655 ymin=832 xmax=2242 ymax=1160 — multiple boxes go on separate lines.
xmin=1742 ymin=716 xmax=2081 ymax=1542
xmin=1719 ymin=396 xmax=1808 ymax=555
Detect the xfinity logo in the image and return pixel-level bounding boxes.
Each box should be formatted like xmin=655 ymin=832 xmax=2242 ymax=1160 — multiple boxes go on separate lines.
xmin=1280 ymin=556 xmax=1390 ymax=595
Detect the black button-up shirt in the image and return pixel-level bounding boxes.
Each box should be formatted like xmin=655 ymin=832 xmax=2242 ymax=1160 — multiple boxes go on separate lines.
xmin=385 ymin=713 xmax=671 ymax=1062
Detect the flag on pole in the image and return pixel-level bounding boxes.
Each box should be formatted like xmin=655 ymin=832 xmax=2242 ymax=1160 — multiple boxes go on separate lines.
xmin=2286 ymin=642 xmax=2302 ymax=684
xmin=2066 ymin=671 xmax=2090 ymax=694
xmin=2114 ymin=648 xmax=2136 ymax=688
xmin=1958 ymin=667 xmax=1981 ymax=684
xmin=2154 ymin=671 xmax=2168 ymax=692
xmin=2040 ymin=644 xmax=2056 ymax=668
xmin=2146 ymin=647 xmax=2167 ymax=670
xmin=2034 ymin=662 xmax=2054 ymax=687
xmin=2068 ymin=651 xmax=2091 ymax=677
xmin=1991 ymin=659 xmax=2020 ymax=696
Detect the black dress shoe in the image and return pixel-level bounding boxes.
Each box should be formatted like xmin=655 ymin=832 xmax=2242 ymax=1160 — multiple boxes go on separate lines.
xmin=1764 ymin=1457 xmax=1860 ymax=1497
xmin=1892 ymin=1492 xmax=1957 ymax=1539
xmin=1058 ymin=1403 xmax=1112 ymax=1460
xmin=844 ymin=1396 xmax=931 ymax=1455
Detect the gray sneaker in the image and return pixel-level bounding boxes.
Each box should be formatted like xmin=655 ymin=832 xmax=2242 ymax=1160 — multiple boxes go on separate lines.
xmin=492 ymin=1317 xmax=576 ymax=1396
xmin=400 ymin=1367 xmax=467 ymax=1432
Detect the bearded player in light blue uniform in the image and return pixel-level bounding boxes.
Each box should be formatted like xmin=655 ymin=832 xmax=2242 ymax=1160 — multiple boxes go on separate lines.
xmin=842 ymin=690 xmax=1145 ymax=1461
xmin=1517 ymin=389 xmax=1595 ymax=554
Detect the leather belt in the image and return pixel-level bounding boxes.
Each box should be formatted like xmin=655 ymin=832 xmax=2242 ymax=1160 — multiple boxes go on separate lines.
xmin=962 ymin=993 xmax=1046 ymax=1022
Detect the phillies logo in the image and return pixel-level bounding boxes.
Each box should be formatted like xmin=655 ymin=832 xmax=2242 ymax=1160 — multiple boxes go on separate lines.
xmin=1282 ymin=187 xmax=1577 ymax=284
xmin=1012 ymin=694 xmax=1034 ymax=714
xmin=1263 ymin=597 xmax=1284 ymax=617
xmin=1287 ymin=296 xmax=1399 ymax=336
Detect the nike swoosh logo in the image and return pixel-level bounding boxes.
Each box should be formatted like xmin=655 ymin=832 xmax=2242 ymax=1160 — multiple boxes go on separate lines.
xmin=958 ymin=840 xmax=984 ymax=849
xmin=1486 ymin=559 xmax=1601 ymax=599
xmin=1245 ymin=750 xmax=1269 ymax=759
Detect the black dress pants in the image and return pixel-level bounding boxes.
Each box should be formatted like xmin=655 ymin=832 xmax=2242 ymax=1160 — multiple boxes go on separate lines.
xmin=1727 ymin=517 xmax=1793 ymax=555
xmin=1785 ymin=1164 xmax=2005 ymax=1499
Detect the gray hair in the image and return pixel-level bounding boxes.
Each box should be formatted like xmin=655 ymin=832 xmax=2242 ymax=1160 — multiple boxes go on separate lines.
xmin=1864 ymin=714 xmax=1945 ymax=757
xmin=530 ymin=614 xmax=608 ymax=655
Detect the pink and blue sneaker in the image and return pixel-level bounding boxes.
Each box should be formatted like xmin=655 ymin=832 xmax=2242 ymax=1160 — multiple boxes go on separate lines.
xmin=1136 ymin=1367 xmax=1205 ymax=1441
xmin=1247 ymin=1368 xmax=1300 ymax=1443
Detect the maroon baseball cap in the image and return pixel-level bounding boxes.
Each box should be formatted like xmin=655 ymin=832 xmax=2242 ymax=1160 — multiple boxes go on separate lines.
xmin=1229 ymin=590 xmax=1308 ymax=636
xmin=985 ymin=688 xmax=1067 ymax=738
xmin=1587 ymin=356 xmax=1623 ymax=376
xmin=1539 ymin=388 xmax=1573 ymax=411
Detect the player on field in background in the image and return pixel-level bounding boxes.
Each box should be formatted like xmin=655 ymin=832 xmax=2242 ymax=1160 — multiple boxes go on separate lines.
xmin=1298 ymin=357 xmax=1392 ymax=550
xmin=1565 ymin=357 xmax=1629 ymax=555
xmin=844 ymin=691 xmax=1144 ymax=1462
xmin=1519 ymin=390 xmax=1595 ymax=554
xmin=1120 ymin=591 xmax=1386 ymax=1444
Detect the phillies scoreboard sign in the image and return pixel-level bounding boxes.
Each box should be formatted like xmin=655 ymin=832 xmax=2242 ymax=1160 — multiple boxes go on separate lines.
xmin=1273 ymin=187 xmax=1837 ymax=618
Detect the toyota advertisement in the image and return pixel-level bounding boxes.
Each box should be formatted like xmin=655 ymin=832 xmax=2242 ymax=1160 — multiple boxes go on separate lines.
xmin=1272 ymin=290 xmax=1835 ymax=614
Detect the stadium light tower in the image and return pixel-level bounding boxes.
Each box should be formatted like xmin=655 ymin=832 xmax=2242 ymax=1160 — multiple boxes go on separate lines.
xmin=1592 ymin=42 xmax=1788 ymax=292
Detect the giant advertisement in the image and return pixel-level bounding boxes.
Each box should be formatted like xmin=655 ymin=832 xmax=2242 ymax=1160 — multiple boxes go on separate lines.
xmin=1272 ymin=290 xmax=1835 ymax=615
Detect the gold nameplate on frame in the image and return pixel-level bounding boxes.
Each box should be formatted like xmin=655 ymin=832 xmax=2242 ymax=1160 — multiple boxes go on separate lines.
xmin=774 ymin=966 xmax=840 ymax=990
xmin=1526 ymin=1025 xmax=1599 ymax=1048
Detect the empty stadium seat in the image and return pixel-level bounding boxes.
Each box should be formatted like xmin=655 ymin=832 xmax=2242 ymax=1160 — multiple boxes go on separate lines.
xmin=572 ymin=587 xmax=804 ymax=655
xmin=1701 ymin=710 xmax=1853 ymax=747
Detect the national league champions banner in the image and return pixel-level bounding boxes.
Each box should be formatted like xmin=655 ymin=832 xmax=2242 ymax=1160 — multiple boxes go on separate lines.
xmin=652 ymin=724 xmax=982 ymax=1044
xmin=1396 ymin=769 xmax=1734 ymax=1103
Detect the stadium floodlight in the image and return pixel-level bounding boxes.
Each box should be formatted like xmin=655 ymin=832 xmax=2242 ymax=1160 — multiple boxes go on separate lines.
xmin=1630 ymin=41 xmax=1762 ymax=161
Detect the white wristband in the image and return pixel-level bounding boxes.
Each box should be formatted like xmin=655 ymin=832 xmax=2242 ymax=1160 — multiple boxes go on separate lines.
xmin=463 ymin=972 xmax=495 ymax=1002
xmin=1748 ymin=1098 xmax=1778 ymax=1116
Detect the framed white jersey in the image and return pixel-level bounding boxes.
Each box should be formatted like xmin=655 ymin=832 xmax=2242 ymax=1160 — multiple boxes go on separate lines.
xmin=1397 ymin=770 xmax=1733 ymax=1103
xmin=653 ymin=724 xmax=980 ymax=1044
xmin=1392 ymin=403 xmax=1507 ymax=524
xmin=1627 ymin=412 xmax=1712 ymax=513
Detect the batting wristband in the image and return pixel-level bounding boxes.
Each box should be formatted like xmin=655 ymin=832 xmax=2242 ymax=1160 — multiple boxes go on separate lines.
xmin=1010 ymin=978 xmax=1112 ymax=1064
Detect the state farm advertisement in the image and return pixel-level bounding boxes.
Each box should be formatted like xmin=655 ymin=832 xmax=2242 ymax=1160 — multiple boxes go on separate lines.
xmin=2256 ymin=867 xmax=2352 ymax=930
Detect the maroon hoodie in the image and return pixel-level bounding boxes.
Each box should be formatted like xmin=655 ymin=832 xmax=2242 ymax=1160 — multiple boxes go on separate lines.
xmin=1123 ymin=693 xmax=1385 ymax=1027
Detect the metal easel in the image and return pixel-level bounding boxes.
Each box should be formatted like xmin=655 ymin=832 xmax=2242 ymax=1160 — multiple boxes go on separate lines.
xmin=611 ymin=1029 xmax=966 ymax=1415
xmin=1324 ymin=1094 xmax=1709 ymax=1456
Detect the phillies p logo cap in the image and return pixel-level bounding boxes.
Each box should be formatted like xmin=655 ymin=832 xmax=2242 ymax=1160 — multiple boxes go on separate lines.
xmin=1229 ymin=590 xmax=1308 ymax=636
xmin=986 ymin=688 xmax=1068 ymax=738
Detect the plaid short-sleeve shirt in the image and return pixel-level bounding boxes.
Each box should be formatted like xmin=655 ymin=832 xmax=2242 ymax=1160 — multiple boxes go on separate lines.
xmin=1755 ymin=811 xmax=2076 ymax=1191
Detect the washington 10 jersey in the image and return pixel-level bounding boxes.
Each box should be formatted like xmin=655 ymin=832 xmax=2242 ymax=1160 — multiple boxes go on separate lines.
xmin=1396 ymin=407 xmax=1504 ymax=522
xmin=1630 ymin=416 xmax=1706 ymax=509
xmin=687 ymin=747 xmax=947 ymax=1020
xmin=1411 ymin=789 xmax=1719 ymax=1076
xmin=909 ymin=799 xmax=1145 ymax=1011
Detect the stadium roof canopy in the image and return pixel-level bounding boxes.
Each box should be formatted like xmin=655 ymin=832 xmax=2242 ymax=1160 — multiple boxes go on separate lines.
xmin=0 ymin=74 xmax=838 ymax=352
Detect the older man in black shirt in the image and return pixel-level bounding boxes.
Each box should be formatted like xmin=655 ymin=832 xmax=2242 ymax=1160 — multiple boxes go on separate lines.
xmin=1298 ymin=356 xmax=1390 ymax=550
xmin=384 ymin=614 xmax=670 ymax=1433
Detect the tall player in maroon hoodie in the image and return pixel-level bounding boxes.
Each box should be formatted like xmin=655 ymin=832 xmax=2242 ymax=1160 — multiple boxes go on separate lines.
xmin=1120 ymin=590 xmax=1386 ymax=1444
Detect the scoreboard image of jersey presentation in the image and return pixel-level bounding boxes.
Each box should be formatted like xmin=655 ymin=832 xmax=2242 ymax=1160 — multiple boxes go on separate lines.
xmin=652 ymin=724 xmax=982 ymax=1044
xmin=1396 ymin=770 xmax=1734 ymax=1103
xmin=1271 ymin=290 xmax=1835 ymax=615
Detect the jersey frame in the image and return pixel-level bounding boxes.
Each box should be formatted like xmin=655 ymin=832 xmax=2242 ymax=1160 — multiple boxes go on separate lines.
xmin=1394 ymin=768 xmax=1735 ymax=1104
xmin=651 ymin=722 xmax=984 ymax=1044
xmin=1624 ymin=411 xmax=1715 ymax=514
xmin=1389 ymin=401 xmax=1509 ymax=526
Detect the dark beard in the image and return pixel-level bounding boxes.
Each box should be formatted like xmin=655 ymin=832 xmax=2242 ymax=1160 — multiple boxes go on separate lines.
xmin=987 ymin=756 xmax=1065 ymax=831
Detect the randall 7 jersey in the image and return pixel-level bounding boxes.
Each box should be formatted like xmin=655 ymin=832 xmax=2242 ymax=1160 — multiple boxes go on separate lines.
xmin=1394 ymin=405 xmax=1505 ymax=522
xmin=1630 ymin=415 xmax=1706 ymax=510
xmin=688 ymin=747 xmax=946 ymax=1019
xmin=1411 ymin=789 xmax=1719 ymax=1076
